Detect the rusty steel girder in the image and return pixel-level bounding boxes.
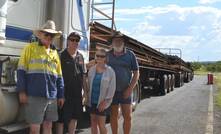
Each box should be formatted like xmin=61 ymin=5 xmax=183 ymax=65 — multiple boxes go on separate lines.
xmin=89 ymin=22 xmax=192 ymax=73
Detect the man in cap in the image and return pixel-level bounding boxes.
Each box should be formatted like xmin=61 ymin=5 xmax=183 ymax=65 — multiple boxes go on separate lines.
xmin=107 ymin=32 xmax=140 ymax=134
xmin=56 ymin=32 xmax=87 ymax=134
xmin=16 ymin=20 xmax=64 ymax=134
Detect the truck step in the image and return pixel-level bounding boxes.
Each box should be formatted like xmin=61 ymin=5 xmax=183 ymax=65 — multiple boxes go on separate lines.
xmin=0 ymin=122 xmax=28 ymax=133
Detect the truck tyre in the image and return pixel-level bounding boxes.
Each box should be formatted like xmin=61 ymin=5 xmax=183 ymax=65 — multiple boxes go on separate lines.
xmin=171 ymin=74 xmax=175 ymax=91
xmin=132 ymin=83 xmax=140 ymax=111
xmin=188 ymin=73 xmax=191 ymax=82
xmin=175 ymin=73 xmax=181 ymax=87
xmin=184 ymin=72 xmax=187 ymax=83
xmin=153 ymin=78 xmax=160 ymax=96
xmin=159 ymin=75 xmax=167 ymax=95
xmin=167 ymin=75 xmax=171 ymax=93
xmin=181 ymin=73 xmax=184 ymax=86
xmin=164 ymin=75 xmax=169 ymax=93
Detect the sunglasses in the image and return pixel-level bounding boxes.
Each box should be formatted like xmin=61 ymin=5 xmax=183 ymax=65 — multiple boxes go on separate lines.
xmin=41 ymin=31 xmax=55 ymax=38
xmin=69 ymin=38 xmax=80 ymax=42
xmin=96 ymin=54 xmax=106 ymax=58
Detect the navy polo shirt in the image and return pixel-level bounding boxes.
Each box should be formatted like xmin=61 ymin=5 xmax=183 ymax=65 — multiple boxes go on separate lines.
xmin=107 ymin=49 xmax=139 ymax=92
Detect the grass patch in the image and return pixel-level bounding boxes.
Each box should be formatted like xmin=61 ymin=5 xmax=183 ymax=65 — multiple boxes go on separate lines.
xmin=194 ymin=71 xmax=209 ymax=75
xmin=194 ymin=66 xmax=208 ymax=75
xmin=214 ymin=73 xmax=221 ymax=108
xmin=194 ymin=66 xmax=209 ymax=75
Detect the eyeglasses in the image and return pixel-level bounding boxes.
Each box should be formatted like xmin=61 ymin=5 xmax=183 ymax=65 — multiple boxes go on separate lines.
xmin=69 ymin=38 xmax=80 ymax=42
xmin=41 ymin=31 xmax=55 ymax=38
xmin=96 ymin=55 xmax=106 ymax=58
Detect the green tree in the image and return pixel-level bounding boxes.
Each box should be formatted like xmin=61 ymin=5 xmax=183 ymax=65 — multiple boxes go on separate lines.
xmin=216 ymin=61 xmax=221 ymax=72
xmin=206 ymin=64 xmax=216 ymax=72
xmin=191 ymin=62 xmax=202 ymax=71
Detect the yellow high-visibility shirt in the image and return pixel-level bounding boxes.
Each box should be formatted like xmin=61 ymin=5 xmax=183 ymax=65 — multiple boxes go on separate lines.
xmin=17 ymin=42 xmax=64 ymax=99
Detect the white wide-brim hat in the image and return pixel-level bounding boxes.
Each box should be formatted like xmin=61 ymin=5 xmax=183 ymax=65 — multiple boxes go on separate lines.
xmin=33 ymin=20 xmax=62 ymax=38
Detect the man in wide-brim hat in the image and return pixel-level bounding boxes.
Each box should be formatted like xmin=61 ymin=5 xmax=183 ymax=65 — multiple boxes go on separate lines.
xmin=16 ymin=20 xmax=64 ymax=134
xmin=33 ymin=20 xmax=62 ymax=39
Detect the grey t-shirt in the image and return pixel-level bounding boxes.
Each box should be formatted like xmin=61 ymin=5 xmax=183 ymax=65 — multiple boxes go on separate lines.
xmin=107 ymin=49 xmax=139 ymax=92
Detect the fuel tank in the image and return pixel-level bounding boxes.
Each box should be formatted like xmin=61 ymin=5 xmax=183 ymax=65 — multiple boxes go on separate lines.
xmin=0 ymin=88 xmax=19 ymax=126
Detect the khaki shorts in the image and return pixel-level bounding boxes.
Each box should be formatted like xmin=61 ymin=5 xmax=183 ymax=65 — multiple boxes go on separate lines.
xmin=24 ymin=96 xmax=58 ymax=124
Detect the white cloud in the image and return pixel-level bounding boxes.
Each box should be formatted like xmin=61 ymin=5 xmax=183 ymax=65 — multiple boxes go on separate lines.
xmin=133 ymin=22 xmax=161 ymax=34
xmin=115 ymin=17 xmax=137 ymax=21
xmin=115 ymin=5 xmax=221 ymax=16
xmin=145 ymin=15 xmax=155 ymax=20
xmin=114 ymin=5 xmax=221 ymax=61
xmin=199 ymin=0 xmax=221 ymax=4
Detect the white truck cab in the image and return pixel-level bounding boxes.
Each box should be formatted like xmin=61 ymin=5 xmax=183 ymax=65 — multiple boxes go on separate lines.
xmin=0 ymin=0 xmax=90 ymax=132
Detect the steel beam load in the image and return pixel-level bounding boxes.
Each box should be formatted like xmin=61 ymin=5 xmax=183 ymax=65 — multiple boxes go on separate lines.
xmin=89 ymin=22 xmax=192 ymax=73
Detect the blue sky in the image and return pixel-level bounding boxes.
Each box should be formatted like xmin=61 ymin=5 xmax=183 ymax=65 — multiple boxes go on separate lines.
xmin=93 ymin=0 xmax=221 ymax=61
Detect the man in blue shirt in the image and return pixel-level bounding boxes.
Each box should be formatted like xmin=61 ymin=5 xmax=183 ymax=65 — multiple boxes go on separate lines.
xmin=107 ymin=32 xmax=140 ymax=134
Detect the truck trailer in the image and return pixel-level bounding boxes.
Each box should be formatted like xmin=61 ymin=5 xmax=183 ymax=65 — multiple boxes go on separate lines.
xmin=0 ymin=0 xmax=193 ymax=133
xmin=89 ymin=22 xmax=193 ymax=100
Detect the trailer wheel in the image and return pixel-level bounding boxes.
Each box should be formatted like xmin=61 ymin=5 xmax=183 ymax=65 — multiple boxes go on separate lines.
xmin=175 ymin=73 xmax=181 ymax=87
xmin=167 ymin=75 xmax=171 ymax=93
xmin=132 ymin=83 xmax=140 ymax=111
xmin=171 ymin=74 xmax=175 ymax=91
xmin=164 ymin=75 xmax=168 ymax=94
xmin=188 ymin=73 xmax=191 ymax=82
xmin=159 ymin=75 xmax=167 ymax=95
xmin=153 ymin=78 xmax=160 ymax=96
xmin=181 ymin=73 xmax=184 ymax=86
